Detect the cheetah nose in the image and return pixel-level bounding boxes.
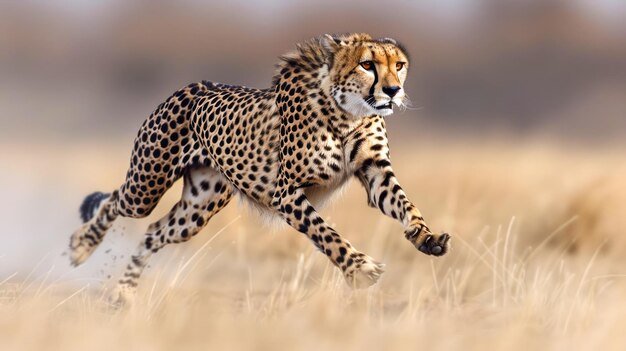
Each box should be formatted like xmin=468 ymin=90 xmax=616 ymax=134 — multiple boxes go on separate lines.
xmin=382 ymin=86 xmax=401 ymax=98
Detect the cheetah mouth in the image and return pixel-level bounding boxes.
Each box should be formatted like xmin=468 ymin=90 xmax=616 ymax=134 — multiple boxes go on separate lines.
xmin=374 ymin=102 xmax=393 ymax=110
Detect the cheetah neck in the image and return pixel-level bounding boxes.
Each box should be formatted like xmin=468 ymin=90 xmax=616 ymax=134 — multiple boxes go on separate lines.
xmin=271 ymin=37 xmax=371 ymax=141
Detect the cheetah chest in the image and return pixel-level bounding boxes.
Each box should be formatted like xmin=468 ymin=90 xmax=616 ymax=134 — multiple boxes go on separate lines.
xmin=304 ymin=172 xmax=352 ymax=210
xmin=300 ymin=141 xmax=354 ymax=210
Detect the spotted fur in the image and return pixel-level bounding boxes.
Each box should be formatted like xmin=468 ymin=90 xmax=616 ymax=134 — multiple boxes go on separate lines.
xmin=69 ymin=33 xmax=450 ymax=305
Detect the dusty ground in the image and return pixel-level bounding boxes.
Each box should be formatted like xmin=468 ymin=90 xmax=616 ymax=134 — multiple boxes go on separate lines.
xmin=1 ymin=138 xmax=626 ymax=351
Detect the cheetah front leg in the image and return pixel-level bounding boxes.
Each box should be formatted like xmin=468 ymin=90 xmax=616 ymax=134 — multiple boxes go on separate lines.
xmin=272 ymin=183 xmax=384 ymax=288
xmin=356 ymin=165 xmax=450 ymax=256
xmin=350 ymin=116 xmax=450 ymax=256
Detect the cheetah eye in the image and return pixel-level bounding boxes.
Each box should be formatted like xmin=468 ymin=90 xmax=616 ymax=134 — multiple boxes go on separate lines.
xmin=396 ymin=62 xmax=405 ymax=71
xmin=360 ymin=61 xmax=374 ymax=71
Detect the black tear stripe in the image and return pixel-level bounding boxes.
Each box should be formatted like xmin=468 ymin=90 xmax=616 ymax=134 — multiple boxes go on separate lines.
xmin=368 ymin=50 xmax=378 ymax=97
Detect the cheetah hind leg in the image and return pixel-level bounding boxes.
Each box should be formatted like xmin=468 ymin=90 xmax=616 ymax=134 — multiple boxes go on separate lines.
xmin=109 ymin=167 xmax=233 ymax=307
xmin=69 ymin=191 xmax=119 ymax=266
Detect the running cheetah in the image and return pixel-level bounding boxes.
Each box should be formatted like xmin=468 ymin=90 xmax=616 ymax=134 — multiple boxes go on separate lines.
xmin=69 ymin=33 xmax=451 ymax=305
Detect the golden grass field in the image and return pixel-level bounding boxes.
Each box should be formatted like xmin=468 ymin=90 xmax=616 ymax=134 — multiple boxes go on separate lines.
xmin=1 ymin=137 xmax=626 ymax=351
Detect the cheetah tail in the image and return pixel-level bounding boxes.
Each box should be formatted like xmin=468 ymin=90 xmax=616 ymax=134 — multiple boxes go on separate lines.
xmin=79 ymin=192 xmax=111 ymax=223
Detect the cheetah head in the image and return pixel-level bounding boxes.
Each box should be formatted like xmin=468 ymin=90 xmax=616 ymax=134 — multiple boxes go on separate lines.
xmin=322 ymin=33 xmax=410 ymax=118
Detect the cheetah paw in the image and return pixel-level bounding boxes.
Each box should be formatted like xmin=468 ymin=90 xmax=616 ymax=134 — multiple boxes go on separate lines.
xmin=406 ymin=229 xmax=451 ymax=257
xmin=108 ymin=284 xmax=136 ymax=309
xmin=345 ymin=258 xmax=385 ymax=289
xmin=69 ymin=223 xmax=97 ymax=266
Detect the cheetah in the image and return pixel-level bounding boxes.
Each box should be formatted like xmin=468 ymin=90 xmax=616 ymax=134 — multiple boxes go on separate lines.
xmin=69 ymin=33 xmax=451 ymax=305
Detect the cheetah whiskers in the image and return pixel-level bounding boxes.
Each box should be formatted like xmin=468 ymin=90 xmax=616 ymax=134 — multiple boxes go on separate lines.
xmin=397 ymin=94 xmax=421 ymax=113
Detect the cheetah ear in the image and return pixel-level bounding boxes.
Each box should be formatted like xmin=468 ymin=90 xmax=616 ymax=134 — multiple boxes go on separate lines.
xmin=377 ymin=37 xmax=397 ymax=45
xmin=321 ymin=34 xmax=345 ymax=54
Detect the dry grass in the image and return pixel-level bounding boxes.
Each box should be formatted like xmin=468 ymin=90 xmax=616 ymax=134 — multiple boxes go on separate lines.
xmin=1 ymin=137 xmax=626 ymax=351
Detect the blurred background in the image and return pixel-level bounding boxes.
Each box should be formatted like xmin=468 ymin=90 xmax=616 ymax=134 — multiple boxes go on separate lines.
xmin=1 ymin=2 xmax=626 ymax=349
xmin=1 ymin=0 xmax=625 ymax=142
